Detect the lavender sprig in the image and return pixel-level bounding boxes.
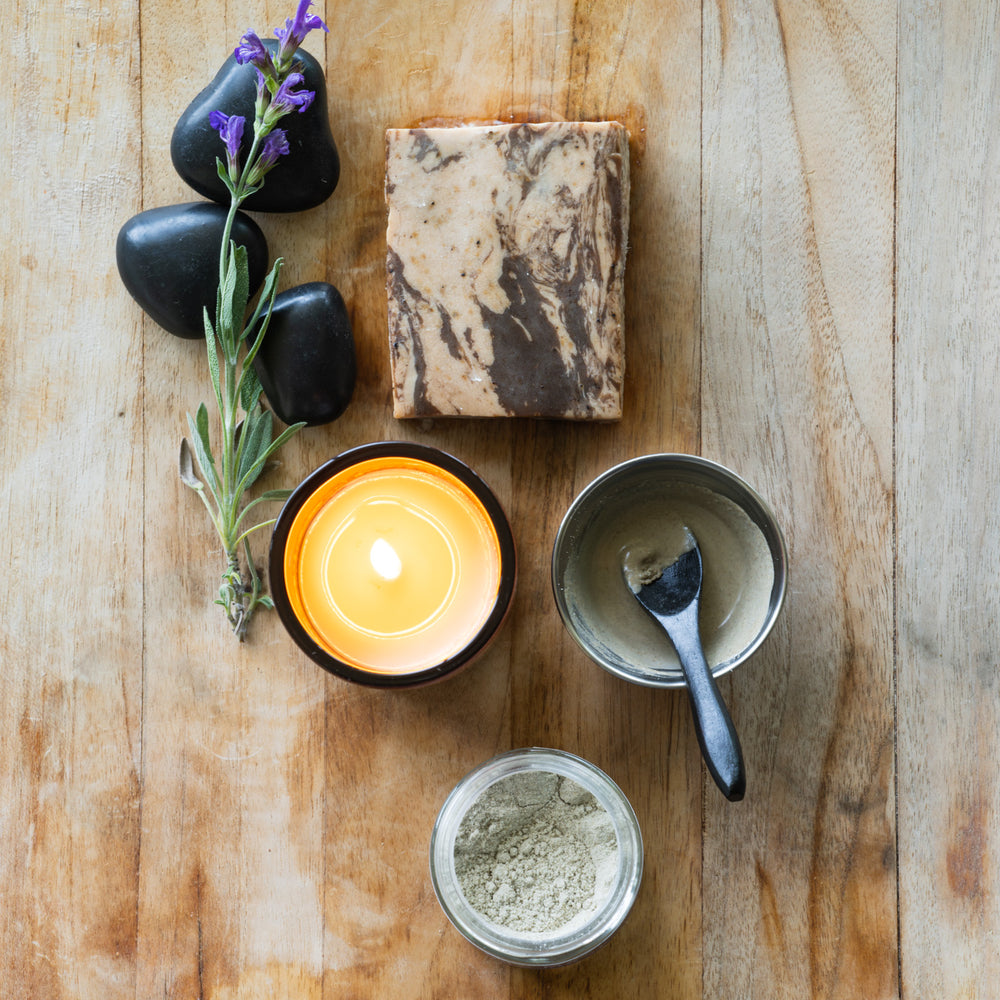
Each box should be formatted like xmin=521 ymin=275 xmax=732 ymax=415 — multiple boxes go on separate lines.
xmin=180 ymin=0 xmax=327 ymax=640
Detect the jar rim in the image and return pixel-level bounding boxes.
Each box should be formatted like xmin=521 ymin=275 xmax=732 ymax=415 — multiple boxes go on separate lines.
xmin=429 ymin=747 xmax=643 ymax=967
xmin=269 ymin=440 xmax=517 ymax=687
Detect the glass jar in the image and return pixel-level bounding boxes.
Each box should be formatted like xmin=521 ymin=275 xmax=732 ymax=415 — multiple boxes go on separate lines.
xmin=269 ymin=441 xmax=516 ymax=688
xmin=429 ymin=747 xmax=643 ymax=966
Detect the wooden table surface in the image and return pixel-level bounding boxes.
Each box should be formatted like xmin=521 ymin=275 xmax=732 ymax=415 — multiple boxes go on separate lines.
xmin=4 ymin=0 xmax=996 ymax=996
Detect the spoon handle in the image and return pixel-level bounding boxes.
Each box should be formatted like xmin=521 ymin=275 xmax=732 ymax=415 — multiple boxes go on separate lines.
xmin=667 ymin=606 xmax=746 ymax=802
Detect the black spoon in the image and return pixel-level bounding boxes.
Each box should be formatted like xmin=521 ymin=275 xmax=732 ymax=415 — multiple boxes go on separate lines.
xmin=625 ymin=535 xmax=746 ymax=801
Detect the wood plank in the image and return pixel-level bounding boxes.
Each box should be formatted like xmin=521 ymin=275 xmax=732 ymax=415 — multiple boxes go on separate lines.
xmin=314 ymin=3 xmax=517 ymax=996
xmin=701 ymin=1 xmax=897 ymax=996
xmin=134 ymin=4 xmax=331 ymax=996
xmin=897 ymin=3 xmax=1000 ymax=997
xmin=0 ymin=2 xmax=143 ymax=998
xmin=314 ymin=1 xmax=705 ymax=995
xmin=503 ymin=2 xmax=706 ymax=997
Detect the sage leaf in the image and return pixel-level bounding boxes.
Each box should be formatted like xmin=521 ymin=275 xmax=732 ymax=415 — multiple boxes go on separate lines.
xmin=203 ymin=308 xmax=223 ymax=411
xmin=237 ymin=407 xmax=273 ymax=489
xmin=232 ymin=242 xmax=250 ymax=333
xmin=219 ymin=251 xmax=239 ymax=359
xmin=236 ymin=420 xmax=302 ymax=497
xmin=233 ymin=488 xmax=294 ymax=534
xmin=240 ymin=363 xmax=263 ymax=414
xmin=258 ymin=421 xmax=305 ymax=464
xmin=243 ymin=259 xmax=284 ymax=355
xmin=257 ymin=488 xmax=293 ymax=502
xmin=214 ymin=156 xmax=237 ymax=197
xmin=186 ymin=409 xmax=220 ymax=496
xmin=195 ymin=402 xmax=212 ymax=456
xmin=237 ymin=420 xmax=303 ymax=495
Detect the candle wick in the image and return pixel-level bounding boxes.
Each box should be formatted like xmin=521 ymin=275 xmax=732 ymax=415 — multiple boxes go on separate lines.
xmin=370 ymin=538 xmax=403 ymax=581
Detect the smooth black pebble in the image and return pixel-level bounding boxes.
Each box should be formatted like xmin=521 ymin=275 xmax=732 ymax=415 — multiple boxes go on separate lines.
xmin=116 ymin=202 xmax=269 ymax=340
xmin=171 ymin=42 xmax=340 ymax=213
xmin=253 ymin=281 xmax=356 ymax=426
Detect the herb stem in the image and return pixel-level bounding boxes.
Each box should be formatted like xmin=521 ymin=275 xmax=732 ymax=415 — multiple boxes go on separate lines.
xmin=181 ymin=4 xmax=328 ymax=640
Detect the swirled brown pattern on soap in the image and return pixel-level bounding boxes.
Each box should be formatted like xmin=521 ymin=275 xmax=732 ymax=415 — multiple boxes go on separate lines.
xmin=386 ymin=121 xmax=630 ymax=419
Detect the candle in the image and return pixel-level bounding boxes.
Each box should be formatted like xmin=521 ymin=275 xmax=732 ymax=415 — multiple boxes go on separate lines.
xmin=271 ymin=443 xmax=516 ymax=686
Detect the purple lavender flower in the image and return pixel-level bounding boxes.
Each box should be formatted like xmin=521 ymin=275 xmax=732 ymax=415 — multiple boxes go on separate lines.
xmin=245 ymin=128 xmax=290 ymax=188
xmin=219 ymin=4 xmax=327 ymax=192
xmin=208 ymin=110 xmax=245 ymax=179
xmin=260 ymin=129 xmax=290 ymax=166
xmin=275 ymin=0 xmax=328 ymax=65
xmin=234 ymin=30 xmax=277 ymax=80
xmin=269 ymin=72 xmax=315 ymax=117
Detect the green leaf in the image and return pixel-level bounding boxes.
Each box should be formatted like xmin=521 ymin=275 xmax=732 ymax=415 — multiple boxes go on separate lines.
xmin=233 ymin=488 xmax=293 ymax=534
xmin=242 ymin=258 xmax=284 ymax=356
xmin=203 ymin=308 xmax=223 ymax=412
xmin=237 ymin=406 xmax=273 ymax=490
xmin=232 ymin=242 xmax=250 ymax=328
xmin=179 ymin=438 xmax=227 ymax=533
xmin=218 ymin=251 xmax=239 ymax=358
xmin=235 ymin=420 xmax=304 ymax=498
xmin=258 ymin=420 xmax=304 ymax=463
xmin=186 ymin=409 xmax=220 ymax=497
xmin=234 ymin=516 xmax=280 ymax=547
xmin=215 ymin=156 xmax=236 ymax=196
xmin=195 ymin=402 xmax=212 ymax=455
xmin=239 ymin=363 xmax=263 ymax=414
xmin=257 ymin=488 xmax=293 ymax=502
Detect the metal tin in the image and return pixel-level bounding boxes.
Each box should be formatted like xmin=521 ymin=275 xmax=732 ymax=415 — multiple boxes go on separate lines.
xmin=551 ymin=453 xmax=787 ymax=688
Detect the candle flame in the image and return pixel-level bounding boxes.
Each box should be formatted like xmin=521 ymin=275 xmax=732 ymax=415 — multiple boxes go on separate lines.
xmin=370 ymin=537 xmax=402 ymax=581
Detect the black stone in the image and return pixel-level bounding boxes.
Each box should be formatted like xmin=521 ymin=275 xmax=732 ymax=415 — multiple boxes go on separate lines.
xmin=253 ymin=282 xmax=356 ymax=426
xmin=116 ymin=202 xmax=269 ymax=340
xmin=171 ymin=42 xmax=340 ymax=213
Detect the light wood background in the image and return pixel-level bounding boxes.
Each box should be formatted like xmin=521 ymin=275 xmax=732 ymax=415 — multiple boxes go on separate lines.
xmin=3 ymin=0 xmax=996 ymax=996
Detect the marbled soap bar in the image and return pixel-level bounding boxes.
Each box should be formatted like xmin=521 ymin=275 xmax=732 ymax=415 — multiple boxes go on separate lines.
xmin=386 ymin=121 xmax=630 ymax=419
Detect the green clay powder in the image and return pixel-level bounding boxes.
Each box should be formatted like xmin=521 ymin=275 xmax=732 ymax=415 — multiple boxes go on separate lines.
xmin=453 ymin=770 xmax=619 ymax=934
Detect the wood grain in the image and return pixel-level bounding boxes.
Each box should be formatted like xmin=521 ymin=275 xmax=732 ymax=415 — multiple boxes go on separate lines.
xmin=701 ymin=2 xmax=897 ymax=998
xmin=4 ymin=0 xmax=998 ymax=996
xmin=897 ymin=3 xmax=1000 ymax=997
xmin=1 ymin=3 xmax=143 ymax=998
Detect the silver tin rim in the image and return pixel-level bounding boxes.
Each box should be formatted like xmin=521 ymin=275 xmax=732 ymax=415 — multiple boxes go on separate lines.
xmin=551 ymin=453 xmax=788 ymax=689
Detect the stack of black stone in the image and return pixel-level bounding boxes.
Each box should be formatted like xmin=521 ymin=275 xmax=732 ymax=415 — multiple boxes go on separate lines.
xmin=116 ymin=42 xmax=355 ymax=427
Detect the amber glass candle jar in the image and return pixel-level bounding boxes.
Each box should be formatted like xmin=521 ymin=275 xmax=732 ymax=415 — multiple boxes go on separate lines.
xmin=270 ymin=442 xmax=516 ymax=687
